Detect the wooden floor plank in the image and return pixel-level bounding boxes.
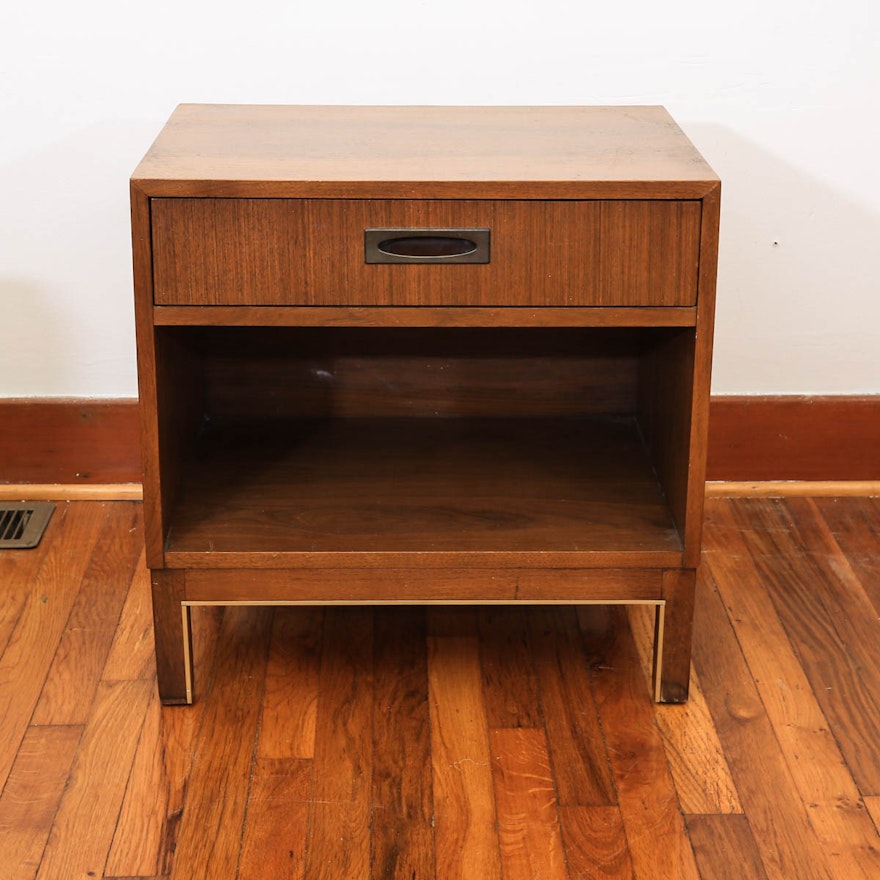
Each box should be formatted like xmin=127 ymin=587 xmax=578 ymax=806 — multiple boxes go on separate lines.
xmin=714 ymin=498 xmax=880 ymax=795
xmin=0 ymin=724 xmax=82 ymax=880
xmin=101 ymin=553 xmax=156 ymax=681
xmin=864 ymin=797 xmax=880 ymax=835
xmin=586 ymin=606 xmax=701 ymax=880
xmin=169 ymin=607 xmax=272 ymax=880
xmin=104 ymin=688 xmax=207 ymax=878
xmin=628 ymin=603 xmax=743 ymax=815
xmin=0 ymin=502 xmax=62 ymax=658
xmin=560 ymin=806 xmax=635 ymax=880
xmin=703 ymin=499 xmax=880 ymax=878
xmin=529 ymin=606 xmax=615 ymax=807
xmin=34 ymin=680 xmax=153 ymax=880
xmin=371 ymin=609 xmax=434 ymax=880
xmin=813 ymin=497 xmax=880 ymax=616
xmin=237 ymin=757 xmax=312 ymax=880
xmin=426 ymin=606 xmax=478 ymax=638
xmin=428 ymin=635 xmax=502 ymax=880
xmin=686 ymin=814 xmax=770 ymax=880
xmin=103 ymin=556 xmax=223 ymax=690
xmin=302 ymin=608 xmax=374 ymax=880
xmin=477 ymin=608 xmax=543 ymax=729
xmin=490 ymin=727 xmax=567 ymax=880
xmin=5 ymin=497 xmax=880 ymax=880
xmin=32 ymin=503 xmax=142 ymax=725
xmin=0 ymin=502 xmax=108 ymax=792
xmin=258 ymin=606 xmax=323 ymax=760
xmin=692 ymin=565 xmax=835 ymax=880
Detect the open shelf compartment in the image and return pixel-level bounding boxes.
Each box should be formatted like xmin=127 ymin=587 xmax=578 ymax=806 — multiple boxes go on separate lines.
xmin=152 ymin=325 xmax=697 ymax=570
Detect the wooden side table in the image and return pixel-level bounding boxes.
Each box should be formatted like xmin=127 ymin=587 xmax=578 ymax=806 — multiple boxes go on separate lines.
xmin=131 ymin=104 xmax=720 ymax=704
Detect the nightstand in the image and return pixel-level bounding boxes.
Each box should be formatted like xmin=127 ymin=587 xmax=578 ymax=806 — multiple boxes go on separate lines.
xmin=131 ymin=104 xmax=719 ymax=704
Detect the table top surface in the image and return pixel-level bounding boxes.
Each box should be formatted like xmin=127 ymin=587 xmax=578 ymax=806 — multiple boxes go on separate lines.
xmin=131 ymin=104 xmax=719 ymax=199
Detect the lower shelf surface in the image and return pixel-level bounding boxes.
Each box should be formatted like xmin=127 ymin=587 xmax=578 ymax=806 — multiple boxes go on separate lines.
xmin=164 ymin=417 xmax=682 ymax=567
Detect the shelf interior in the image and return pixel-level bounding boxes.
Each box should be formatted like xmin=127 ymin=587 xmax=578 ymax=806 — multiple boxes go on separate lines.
xmin=165 ymin=416 xmax=681 ymax=563
xmin=156 ymin=325 xmax=694 ymax=567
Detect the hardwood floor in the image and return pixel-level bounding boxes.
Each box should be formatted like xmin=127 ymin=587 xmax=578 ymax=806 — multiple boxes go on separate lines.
xmin=1 ymin=497 xmax=879 ymax=879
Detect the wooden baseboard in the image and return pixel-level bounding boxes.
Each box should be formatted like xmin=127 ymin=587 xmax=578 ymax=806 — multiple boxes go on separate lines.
xmin=0 ymin=399 xmax=141 ymax=485
xmin=1 ymin=395 xmax=878 ymax=486
xmin=706 ymin=396 xmax=880 ymax=482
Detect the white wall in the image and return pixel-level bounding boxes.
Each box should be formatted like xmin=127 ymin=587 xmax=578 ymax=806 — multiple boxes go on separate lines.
xmin=2 ymin=0 xmax=878 ymax=397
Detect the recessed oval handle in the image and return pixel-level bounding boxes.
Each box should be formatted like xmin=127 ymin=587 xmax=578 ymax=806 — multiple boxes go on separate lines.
xmin=365 ymin=228 xmax=490 ymax=264
xmin=378 ymin=236 xmax=478 ymax=258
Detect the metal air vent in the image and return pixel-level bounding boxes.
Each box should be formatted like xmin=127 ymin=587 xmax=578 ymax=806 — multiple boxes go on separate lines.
xmin=0 ymin=502 xmax=55 ymax=549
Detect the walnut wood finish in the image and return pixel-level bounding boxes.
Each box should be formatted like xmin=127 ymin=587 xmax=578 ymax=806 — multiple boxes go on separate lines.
xmin=151 ymin=198 xmax=701 ymax=307
xmin=131 ymin=104 xmax=719 ymax=198
xmin=131 ymin=105 xmax=720 ymax=704
xmin=165 ymin=417 xmax=681 ymax=566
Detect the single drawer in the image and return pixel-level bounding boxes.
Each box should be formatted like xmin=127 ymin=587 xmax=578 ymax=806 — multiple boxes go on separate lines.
xmin=150 ymin=198 xmax=701 ymax=307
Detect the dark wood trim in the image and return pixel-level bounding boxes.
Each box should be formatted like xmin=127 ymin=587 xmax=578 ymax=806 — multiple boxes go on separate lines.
xmin=1 ymin=395 xmax=878 ymax=485
xmin=0 ymin=399 xmax=141 ymax=485
xmin=706 ymin=396 xmax=880 ymax=482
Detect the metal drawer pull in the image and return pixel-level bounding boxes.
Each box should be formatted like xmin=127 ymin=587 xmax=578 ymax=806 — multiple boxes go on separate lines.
xmin=365 ymin=228 xmax=490 ymax=264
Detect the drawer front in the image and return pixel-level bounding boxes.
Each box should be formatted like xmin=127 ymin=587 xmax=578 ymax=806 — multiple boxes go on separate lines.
xmin=151 ymin=199 xmax=701 ymax=307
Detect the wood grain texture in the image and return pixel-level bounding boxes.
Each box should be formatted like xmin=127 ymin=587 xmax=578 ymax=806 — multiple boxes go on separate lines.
xmin=0 ymin=483 xmax=142 ymax=501
xmin=371 ymin=609 xmax=434 ymax=880
xmin=812 ymin=497 xmax=880 ymax=621
xmin=34 ymin=680 xmax=153 ymax=880
xmin=657 ymin=569 xmax=697 ymax=702
xmin=529 ymin=607 xmax=615 ymax=807
xmin=692 ymin=567 xmax=836 ymax=880
xmin=132 ymin=104 xmax=719 ymax=198
xmin=6 ymin=497 xmax=880 ymax=878
xmin=637 ymin=328 xmax=697 ymax=559
xmin=165 ymin=417 xmax=681 ymax=565
xmin=560 ymin=806 xmax=635 ymax=880
xmin=0 ymin=399 xmax=140 ymax=484
xmin=428 ymin=635 xmax=502 ymax=880
xmin=490 ymin=728 xmax=568 ymax=880
xmin=707 ymin=498 xmax=880 ymax=796
xmin=182 ymin=567 xmax=519 ymax=601
xmin=684 ymin=182 xmax=719 ymax=559
xmin=0 ymin=500 xmax=58 ymax=657
xmin=169 ymin=607 xmax=272 ymax=880
xmin=152 ymin=198 xmax=700 ymax=308
xmin=0 ymin=502 xmax=107 ymax=792
xmin=703 ymin=498 xmax=880 ymax=876
xmin=628 ymin=604 xmax=742 ymax=815
xmin=237 ymin=757 xmax=312 ymax=880
xmin=130 ymin=182 xmax=164 ymax=564
xmin=150 ymin=570 xmax=191 ymax=704
xmin=257 ymin=606 xmax=323 ymax=760
xmin=864 ymin=797 xmax=880 ymax=835
xmin=686 ymin=815 xmax=770 ymax=880
xmin=707 ymin=396 xmax=880 ymax=481
xmin=478 ymin=608 xmax=542 ymax=729
xmin=587 ymin=607 xmax=701 ymax=880
xmin=197 ymin=325 xmax=641 ymax=420
xmin=705 ymin=480 xmax=880 ymax=498
xmin=154 ymin=305 xmax=698 ymax=328
xmin=0 ymin=725 xmax=82 ymax=880
xmin=102 ymin=553 xmax=157 ymax=681
xmin=32 ymin=503 xmax=142 ymax=724
xmin=303 ymin=609 xmax=374 ymax=880
xmin=104 ymin=688 xmax=204 ymax=878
